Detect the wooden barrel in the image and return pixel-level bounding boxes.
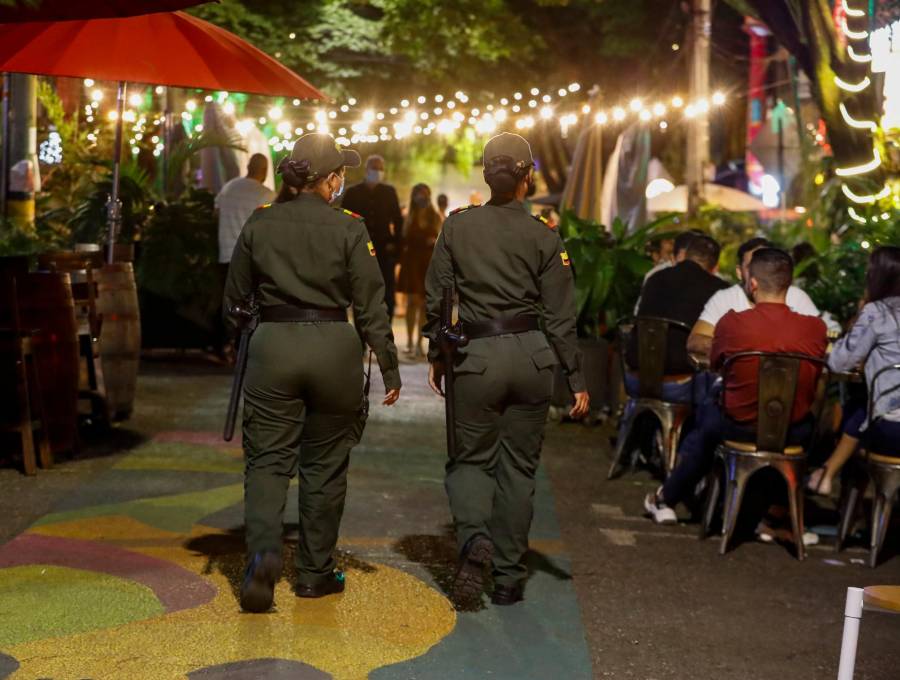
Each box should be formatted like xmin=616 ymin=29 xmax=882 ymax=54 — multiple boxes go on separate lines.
xmin=12 ymin=273 xmax=80 ymax=456
xmin=96 ymin=263 xmax=141 ymax=420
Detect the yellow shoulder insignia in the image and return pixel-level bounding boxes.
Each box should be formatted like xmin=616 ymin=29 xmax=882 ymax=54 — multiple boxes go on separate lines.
xmin=257 ymin=203 xmax=272 ymax=210
xmin=367 ymin=241 xmax=377 ymax=257
xmin=532 ymin=213 xmax=556 ymax=230
xmin=449 ymin=204 xmax=480 ymax=216
xmin=560 ymin=251 xmax=571 ymax=267
xmin=341 ymin=208 xmax=364 ymax=220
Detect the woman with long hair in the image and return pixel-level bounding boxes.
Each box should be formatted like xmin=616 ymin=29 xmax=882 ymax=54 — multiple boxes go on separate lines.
xmin=397 ymin=183 xmax=442 ymax=356
xmin=809 ymin=245 xmax=900 ymax=494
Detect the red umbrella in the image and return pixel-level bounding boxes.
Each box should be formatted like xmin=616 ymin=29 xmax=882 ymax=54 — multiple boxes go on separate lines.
xmin=0 ymin=11 xmax=326 ymax=260
xmin=0 ymin=1 xmax=206 ymax=23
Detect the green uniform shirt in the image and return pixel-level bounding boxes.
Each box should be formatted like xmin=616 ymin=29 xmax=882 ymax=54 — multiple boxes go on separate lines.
xmin=423 ymin=199 xmax=584 ymax=393
xmin=224 ymin=192 xmax=401 ymax=390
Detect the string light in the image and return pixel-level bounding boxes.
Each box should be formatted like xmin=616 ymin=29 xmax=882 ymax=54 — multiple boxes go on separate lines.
xmin=841 ymin=183 xmax=890 ymax=204
xmin=841 ymin=16 xmax=869 ymax=40
xmin=847 ymin=45 xmax=872 ymax=63
xmin=834 ymin=75 xmax=871 ymax=93
xmin=839 ymin=102 xmax=878 ymax=131
xmin=835 ymin=147 xmax=881 ymax=177
xmin=847 ymin=206 xmax=867 ymax=224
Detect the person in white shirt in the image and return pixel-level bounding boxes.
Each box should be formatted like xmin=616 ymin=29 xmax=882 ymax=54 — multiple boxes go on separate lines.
xmin=687 ymin=237 xmax=820 ymax=359
xmin=216 ymin=154 xmax=276 ymax=265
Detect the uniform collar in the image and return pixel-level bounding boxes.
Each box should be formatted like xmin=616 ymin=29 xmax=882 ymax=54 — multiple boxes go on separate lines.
xmin=486 ymin=197 xmax=526 ymax=210
xmin=297 ymin=191 xmax=331 ymax=206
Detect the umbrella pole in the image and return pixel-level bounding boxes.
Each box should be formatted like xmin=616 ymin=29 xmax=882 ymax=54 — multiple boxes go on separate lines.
xmin=106 ymin=80 xmax=126 ymax=264
xmin=0 ymin=73 xmax=9 ymax=220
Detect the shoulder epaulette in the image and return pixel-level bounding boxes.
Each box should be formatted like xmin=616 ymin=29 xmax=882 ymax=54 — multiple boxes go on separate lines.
xmin=257 ymin=203 xmax=272 ymax=210
xmin=449 ymin=204 xmax=480 ymax=216
xmin=339 ymin=208 xmax=364 ymax=220
xmin=532 ymin=213 xmax=557 ymax=230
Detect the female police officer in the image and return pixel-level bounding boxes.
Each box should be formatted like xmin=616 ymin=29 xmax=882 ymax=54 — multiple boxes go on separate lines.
xmin=224 ymin=132 xmax=401 ymax=613
xmin=424 ymin=132 xmax=588 ymax=606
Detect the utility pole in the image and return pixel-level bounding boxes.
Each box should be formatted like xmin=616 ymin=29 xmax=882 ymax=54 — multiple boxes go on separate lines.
xmin=686 ymin=0 xmax=711 ymax=216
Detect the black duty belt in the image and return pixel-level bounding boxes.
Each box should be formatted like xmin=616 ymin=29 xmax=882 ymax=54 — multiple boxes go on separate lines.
xmin=260 ymin=304 xmax=347 ymax=323
xmin=463 ymin=316 xmax=540 ymax=339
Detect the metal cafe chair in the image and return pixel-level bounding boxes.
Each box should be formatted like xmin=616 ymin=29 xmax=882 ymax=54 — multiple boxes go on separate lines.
xmin=608 ymin=316 xmax=694 ymax=479
xmin=835 ymin=364 xmax=900 ymax=568
xmin=836 ymin=586 xmax=900 ymax=680
xmin=700 ymin=351 xmax=828 ymax=559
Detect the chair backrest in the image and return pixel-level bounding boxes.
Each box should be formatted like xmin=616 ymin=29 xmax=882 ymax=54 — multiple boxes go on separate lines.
xmin=38 ymin=251 xmax=101 ymax=336
xmin=867 ymin=363 xmax=900 ymax=430
xmin=720 ymin=351 xmax=829 ymax=452
xmin=634 ymin=316 xmax=694 ymax=399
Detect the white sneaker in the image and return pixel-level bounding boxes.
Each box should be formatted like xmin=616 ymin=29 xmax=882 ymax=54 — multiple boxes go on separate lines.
xmin=644 ymin=489 xmax=677 ymax=525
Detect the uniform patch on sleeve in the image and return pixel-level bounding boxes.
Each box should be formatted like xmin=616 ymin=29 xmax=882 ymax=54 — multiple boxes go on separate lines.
xmin=257 ymin=203 xmax=272 ymax=210
xmin=367 ymin=241 xmax=377 ymax=256
xmin=560 ymin=251 xmax=571 ymax=266
xmin=532 ymin=213 xmax=556 ymax=230
xmin=449 ymin=204 xmax=480 ymax=216
xmin=341 ymin=208 xmax=364 ymax=220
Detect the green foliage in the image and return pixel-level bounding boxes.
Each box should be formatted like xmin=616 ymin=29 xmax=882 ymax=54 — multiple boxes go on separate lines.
xmin=164 ymin=130 xmax=246 ymax=197
xmin=68 ymin=164 xmax=153 ymax=246
xmin=562 ymin=210 xmax=675 ymax=338
xmin=0 ymin=217 xmax=69 ymax=261
xmin=135 ymin=188 xmax=221 ymax=331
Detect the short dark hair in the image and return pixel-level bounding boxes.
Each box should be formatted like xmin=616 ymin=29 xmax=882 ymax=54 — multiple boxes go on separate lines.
xmin=685 ymin=234 xmax=721 ymax=271
xmin=437 ymin=193 xmax=448 ymax=209
xmin=866 ymin=245 xmax=900 ymax=302
xmin=673 ymin=231 xmax=697 ymax=256
xmin=247 ymin=153 xmax=268 ymax=176
xmin=749 ymin=247 xmax=793 ymax=294
xmin=737 ymin=237 xmax=774 ymax=264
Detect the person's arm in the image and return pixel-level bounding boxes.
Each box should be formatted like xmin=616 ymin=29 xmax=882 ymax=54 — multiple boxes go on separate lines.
xmin=346 ymin=220 xmax=401 ymax=396
xmin=423 ymin=227 xmax=455 ymax=363
xmin=222 ymin=222 xmax=256 ymax=336
xmin=828 ymin=302 xmax=880 ymax=373
xmin=789 ymin=285 xmax=820 ymax=317
xmin=389 ymin=186 xmax=405 ymax=248
xmin=687 ymin=319 xmax=715 ymax=358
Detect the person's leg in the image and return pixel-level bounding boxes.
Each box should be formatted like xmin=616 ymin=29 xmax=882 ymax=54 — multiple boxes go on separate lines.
xmin=809 ymin=406 xmax=864 ymax=495
xmin=404 ymin=294 xmax=416 ymax=353
xmin=415 ymin=295 xmax=427 ymax=355
xmin=378 ymin=255 xmax=396 ymax=321
xmin=294 ymin=323 xmax=364 ymax=588
xmin=659 ymin=401 xmax=725 ymax=507
xmin=864 ymin=419 xmax=900 ymax=456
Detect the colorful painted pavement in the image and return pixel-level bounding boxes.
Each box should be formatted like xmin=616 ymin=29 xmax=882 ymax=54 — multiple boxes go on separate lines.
xmin=0 ymin=362 xmax=591 ymax=679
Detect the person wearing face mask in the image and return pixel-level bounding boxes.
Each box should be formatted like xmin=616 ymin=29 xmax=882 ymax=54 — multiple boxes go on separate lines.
xmin=223 ymin=132 xmax=401 ymax=613
xmin=397 ymin=183 xmax=443 ymax=357
xmin=341 ymin=154 xmax=405 ymax=321
xmin=423 ymin=132 xmax=589 ymax=607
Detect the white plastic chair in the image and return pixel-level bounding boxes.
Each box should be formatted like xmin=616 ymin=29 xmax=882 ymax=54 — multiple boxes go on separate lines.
xmin=837 ymin=586 xmax=900 ymax=679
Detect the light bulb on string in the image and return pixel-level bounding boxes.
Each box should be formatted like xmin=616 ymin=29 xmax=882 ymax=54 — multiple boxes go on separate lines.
xmin=841 ymin=16 xmax=868 ymax=40
xmin=834 ymin=75 xmax=870 ymax=92
xmin=835 ymin=148 xmax=882 ymax=177
xmin=612 ymin=106 xmax=626 ymax=121
xmin=847 ymin=45 xmax=872 ymax=63
xmin=711 ymin=91 xmax=726 ymax=106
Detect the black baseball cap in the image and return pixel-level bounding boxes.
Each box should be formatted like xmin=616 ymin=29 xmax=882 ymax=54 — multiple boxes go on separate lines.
xmin=483 ymin=132 xmax=534 ymax=170
xmin=289 ymin=132 xmax=361 ymax=179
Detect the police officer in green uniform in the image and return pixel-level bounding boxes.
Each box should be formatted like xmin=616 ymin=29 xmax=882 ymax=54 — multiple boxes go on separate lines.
xmin=224 ymin=132 xmax=401 ymax=613
xmin=424 ymin=132 xmax=589 ymax=606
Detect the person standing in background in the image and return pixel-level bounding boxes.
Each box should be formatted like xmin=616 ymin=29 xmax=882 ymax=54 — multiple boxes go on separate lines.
xmin=341 ymin=155 xmax=405 ymax=320
xmin=397 ymin=183 xmax=442 ymax=357
xmin=215 ymin=153 xmax=276 ymax=357
xmin=437 ymin=193 xmax=449 ymax=219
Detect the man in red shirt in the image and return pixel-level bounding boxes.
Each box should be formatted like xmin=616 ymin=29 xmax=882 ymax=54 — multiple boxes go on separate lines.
xmin=644 ymin=248 xmax=827 ymax=524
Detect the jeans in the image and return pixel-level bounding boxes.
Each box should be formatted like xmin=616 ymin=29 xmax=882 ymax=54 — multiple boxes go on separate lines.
xmin=844 ymin=403 xmax=900 ymax=456
xmin=661 ymin=400 xmax=814 ymax=507
xmin=619 ymin=372 xmax=717 ymax=445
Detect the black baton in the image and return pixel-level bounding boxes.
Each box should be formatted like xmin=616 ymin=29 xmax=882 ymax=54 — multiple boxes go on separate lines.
xmin=438 ymin=287 xmax=467 ymax=457
xmin=223 ymin=299 xmax=258 ymax=442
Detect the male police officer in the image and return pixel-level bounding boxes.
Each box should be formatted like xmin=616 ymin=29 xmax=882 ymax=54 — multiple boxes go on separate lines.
xmin=424 ymin=132 xmax=589 ymax=606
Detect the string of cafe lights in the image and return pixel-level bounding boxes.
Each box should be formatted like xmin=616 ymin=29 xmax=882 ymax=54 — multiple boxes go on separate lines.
xmin=834 ymin=0 xmax=892 ymax=224
xmin=74 ymin=77 xmax=728 ymax=158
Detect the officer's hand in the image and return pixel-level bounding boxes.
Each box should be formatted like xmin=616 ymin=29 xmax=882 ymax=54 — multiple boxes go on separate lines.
xmin=428 ymin=361 xmax=445 ymax=397
xmin=383 ymin=388 xmax=401 ymax=406
xmin=569 ymin=391 xmax=590 ymax=420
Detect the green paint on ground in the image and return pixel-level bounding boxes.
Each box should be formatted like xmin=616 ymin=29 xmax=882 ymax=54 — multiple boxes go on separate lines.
xmin=0 ymin=565 xmax=164 ymax=647
xmin=114 ymin=442 xmax=243 ymax=474
xmin=35 ymin=484 xmax=245 ymax=533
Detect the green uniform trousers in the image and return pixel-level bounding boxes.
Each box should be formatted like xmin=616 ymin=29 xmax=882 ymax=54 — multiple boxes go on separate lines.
xmin=242 ymin=321 xmax=363 ymax=586
xmin=448 ymin=330 xmax=556 ymax=586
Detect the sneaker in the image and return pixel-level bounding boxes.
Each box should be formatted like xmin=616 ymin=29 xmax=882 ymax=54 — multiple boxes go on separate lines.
xmin=644 ymin=489 xmax=677 ymax=525
xmin=756 ymin=522 xmax=820 ymax=547
xmin=491 ymin=582 xmax=525 ymax=606
xmin=239 ymin=551 xmax=282 ymax=613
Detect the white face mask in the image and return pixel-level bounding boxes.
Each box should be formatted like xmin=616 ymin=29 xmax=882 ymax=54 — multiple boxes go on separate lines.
xmin=330 ymin=174 xmax=345 ymax=202
xmin=366 ymin=168 xmax=385 ymax=184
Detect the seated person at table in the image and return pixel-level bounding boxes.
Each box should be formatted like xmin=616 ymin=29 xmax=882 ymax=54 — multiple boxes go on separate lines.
xmin=625 ymin=233 xmax=729 ymax=404
xmin=634 ymin=230 xmax=706 ymax=313
xmin=644 ymin=248 xmax=828 ymax=524
xmin=808 ymin=245 xmax=900 ymax=495
xmin=686 ymin=237 xmax=820 ymax=361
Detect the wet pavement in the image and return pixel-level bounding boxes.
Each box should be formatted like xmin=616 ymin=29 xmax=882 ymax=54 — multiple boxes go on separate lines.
xmin=1 ymin=348 xmax=899 ymax=679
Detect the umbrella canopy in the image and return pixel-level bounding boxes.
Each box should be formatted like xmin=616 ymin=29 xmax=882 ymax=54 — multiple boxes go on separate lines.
xmin=0 ymin=11 xmax=325 ymax=99
xmin=647 ymin=183 xmax=767 ymax=213
xmin=0 ymin=1 xmax=206 ymax=23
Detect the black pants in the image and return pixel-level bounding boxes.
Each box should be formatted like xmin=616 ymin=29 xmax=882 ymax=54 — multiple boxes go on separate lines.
xmin=377 ymin=253 xmax=397 ymax=321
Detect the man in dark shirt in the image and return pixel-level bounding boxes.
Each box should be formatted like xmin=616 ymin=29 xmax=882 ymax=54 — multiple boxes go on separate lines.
xmin=341 ymin=154 xmax=405 ymax=320
xmin=644 ymin=248 xmax=827 ymax=524
xmin=627 ymin=234 xmax=729 ymax=378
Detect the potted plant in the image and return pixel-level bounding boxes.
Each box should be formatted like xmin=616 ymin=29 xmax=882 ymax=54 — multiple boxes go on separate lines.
xmin=551 ymin=210 xmax=675 ymax=420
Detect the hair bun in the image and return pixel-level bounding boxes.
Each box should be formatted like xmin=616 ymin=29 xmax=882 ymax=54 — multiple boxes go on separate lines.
xmin=277 ymin=157 xmax=311 ymax=188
